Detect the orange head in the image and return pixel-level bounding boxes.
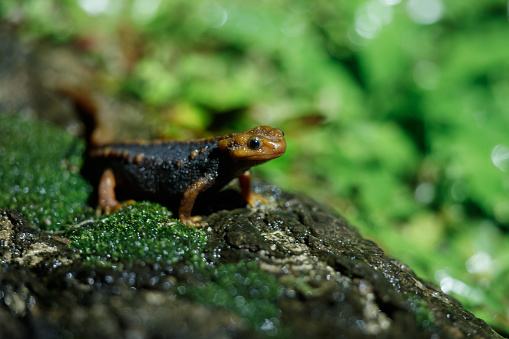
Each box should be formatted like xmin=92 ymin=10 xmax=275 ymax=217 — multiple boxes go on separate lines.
xmin=217 ymin=126 xmax=286 ymax=164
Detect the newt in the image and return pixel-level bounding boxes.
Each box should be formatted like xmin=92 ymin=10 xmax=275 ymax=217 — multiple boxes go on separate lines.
xmin=63 ymin=89 xmax=286 ymax=226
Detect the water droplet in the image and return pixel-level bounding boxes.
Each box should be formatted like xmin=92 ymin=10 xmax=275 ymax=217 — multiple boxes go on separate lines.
xmin=406 ymin=0 xmax=444 ymax=25
xmin=259 ymin=318 xmax=277 ymax=335
xmin=451 ymin=182 xmax=466 ymax=201
xmin=78 ymin=0 xmax=112 ymax=16
xmin=414 ymin=182 xmax=435 ymax=205
xmin=132 ymin=0 xmax=161 ymax=22
xmin=465 ymin=252 xmax=491 ymax=274
xmin=381 ymin=0 xmax=401 ymax=5
xmin=198 ymin=2 xmax=228 ymax=28
xmin=177 ymin=285 xmax=186 ymax=295
xmin=491 ymin=144 xmax=509 ymax=172
xmin=352 ymin=0 xmax=393 ymax=41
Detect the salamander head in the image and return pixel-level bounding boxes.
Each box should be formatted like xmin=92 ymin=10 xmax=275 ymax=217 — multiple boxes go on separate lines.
xmin=218 ymin=126 xmax=286 ymax=163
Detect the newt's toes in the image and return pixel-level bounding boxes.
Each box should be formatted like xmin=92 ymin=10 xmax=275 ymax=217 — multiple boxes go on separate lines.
xmin=247 ymin=192 xmax=269 ymax=207
xmin=183 ymin=215 xmax=208 ymax=228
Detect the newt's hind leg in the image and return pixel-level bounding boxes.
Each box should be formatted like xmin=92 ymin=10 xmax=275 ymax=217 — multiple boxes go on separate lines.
xmin=97 ymin=168 xmax=134 ymax=214
xmin=238 ymin=170 xmax=268 ymax=206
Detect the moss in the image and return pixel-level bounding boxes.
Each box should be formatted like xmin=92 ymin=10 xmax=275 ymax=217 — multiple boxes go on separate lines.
xmin=0 ymin=114 xmax=92 ymax=231
xmin=408 ymin=298 xmax=436 ymax=330
xmin=67 ymin=200 xmax=285 ymax=334
xmin=179 ymin=261 xmax=288 ymax=337
xmin=68 ymin=202 xmax=207 ymax=267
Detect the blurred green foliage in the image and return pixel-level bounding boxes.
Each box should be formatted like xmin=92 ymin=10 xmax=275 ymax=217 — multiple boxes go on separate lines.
xmin=2 ymin=0 xmax=509 ymax=334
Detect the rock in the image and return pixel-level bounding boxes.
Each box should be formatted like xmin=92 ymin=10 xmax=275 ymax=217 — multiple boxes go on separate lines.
xmin=0 ymin=209 xmax=78 ymax=268
xmin=205 ymin=187 xmax=500 ymax=338
xmin=0 ymin=188 xmax=501 ymax=338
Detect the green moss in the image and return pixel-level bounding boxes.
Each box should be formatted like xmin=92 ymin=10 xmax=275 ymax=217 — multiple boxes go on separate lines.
xmin=68 ymin=202 xmax=206 ymax=267
xmin=180 ymin=261 xmax=287 ymax=337
xmin=67 ymin=201 xmax=284 ymax=333
xmin=0 ymin=114 xmax=92 ymax=231
xmin=408 ymin=298 xmax=436 ymax=330
xmin=68 ymin=201 xmax=284 ymax=334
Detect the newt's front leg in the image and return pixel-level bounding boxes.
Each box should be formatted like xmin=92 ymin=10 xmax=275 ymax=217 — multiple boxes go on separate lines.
xmin=238 ymin=170 xmax=268 ymax=206
xmin=179 ymin=173 xmax=216 ymax=227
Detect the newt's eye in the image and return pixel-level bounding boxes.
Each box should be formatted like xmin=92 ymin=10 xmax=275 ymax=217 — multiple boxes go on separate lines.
xmin=248 ymin=137 xmax=262 ymax=150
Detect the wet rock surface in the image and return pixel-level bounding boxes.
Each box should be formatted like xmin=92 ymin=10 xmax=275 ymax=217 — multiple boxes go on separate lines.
xmin=0 ymin=190 xmax=501 ymax=338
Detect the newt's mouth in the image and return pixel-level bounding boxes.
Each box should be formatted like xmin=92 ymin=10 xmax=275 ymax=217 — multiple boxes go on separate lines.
xmin=240 ymin=150 xmax=286 ymax=161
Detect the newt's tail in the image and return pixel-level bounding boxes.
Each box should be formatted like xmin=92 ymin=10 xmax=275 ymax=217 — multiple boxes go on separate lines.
xmin=58 ymin=87 xmax=108 ymax=147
